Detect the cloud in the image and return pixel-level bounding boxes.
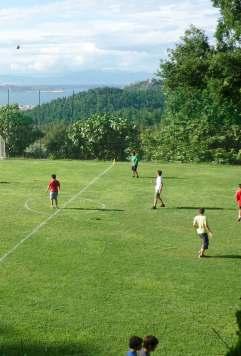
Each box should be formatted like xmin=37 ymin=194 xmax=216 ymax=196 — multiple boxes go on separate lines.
xmin=0 ymin=0 xmax=219 ymax=77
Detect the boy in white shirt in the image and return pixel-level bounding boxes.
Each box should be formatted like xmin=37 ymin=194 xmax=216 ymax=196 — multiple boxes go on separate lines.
xmin=193 ymin=208 xmax=213 ymax=258
xmin=152 ymin=170 xmax=165 ymax=209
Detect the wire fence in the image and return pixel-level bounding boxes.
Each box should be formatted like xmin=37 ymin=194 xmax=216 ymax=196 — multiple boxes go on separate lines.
xmin=0 ymin=86 xmax=86 ymax=109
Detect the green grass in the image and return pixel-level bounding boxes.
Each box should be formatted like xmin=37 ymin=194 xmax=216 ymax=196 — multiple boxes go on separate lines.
xmin=0 ymin=159 xmax=240 ymax=355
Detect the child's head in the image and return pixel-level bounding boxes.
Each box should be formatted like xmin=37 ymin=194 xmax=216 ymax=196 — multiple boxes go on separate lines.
xmin=239 ymin=184 xmax=241 ymax=189
xmin=199 ymin=208 xmax=205 ymax=215
xmin=143 ymin=335 xmax=159 ymax=352
xmin=51 ymin=174 xmax=56 ymax=179
xmin=129 ymin=336 xmax=143 ymax=351
xmin=157 ymin=170 xmax=162 ymax=176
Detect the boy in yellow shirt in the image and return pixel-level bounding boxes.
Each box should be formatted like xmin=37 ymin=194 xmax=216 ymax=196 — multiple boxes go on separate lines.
xmin=193 ymin=208 xmax=213 ymax=258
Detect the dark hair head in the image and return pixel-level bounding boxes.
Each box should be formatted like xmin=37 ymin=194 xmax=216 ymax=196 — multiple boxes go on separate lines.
xmin=157 ymin=170 xmax=162 ymax=176
xmin=51 ymin=174 xmax=56 ymax=179
xmin=129 ymin=336 xmax=143 ymax=350
xmin=133 ymin=151 xmax=136 ymax=155
xmin=239 ymin=184 xmax=241 ymax=188
xmin=199 ymin=208 xmax=205 ymax=214
xmin=143 ymin=335 xmax=159 ymax=351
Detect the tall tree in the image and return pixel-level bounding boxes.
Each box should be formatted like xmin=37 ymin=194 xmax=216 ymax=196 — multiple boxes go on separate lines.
xmin=159 ymin=26 xmax=211 ymax=92
xmin=157 ymin=26 xmax=212 ymax=120
xmin=44 ymin=122 xmax=79 ymax=159
xmin=0 ymin=105 xmax=42 ymax=156
xmin=69 ymin=113 xmax=140 ymax=160
xmin=212 ymin=0 xmax=241 ymax=49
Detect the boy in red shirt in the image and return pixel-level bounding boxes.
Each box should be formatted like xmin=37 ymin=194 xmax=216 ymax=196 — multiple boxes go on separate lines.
xmin=236 ymin=184 xmax=241 ymax=222
xmin=47 ymin=174 xmax=60 ymax=208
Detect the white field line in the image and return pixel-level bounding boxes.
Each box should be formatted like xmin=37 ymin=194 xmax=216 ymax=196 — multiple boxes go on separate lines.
xmin=24 ymin=199 xmax=50 ymax=216
xmin=0 ymin=164 xmax=113 ymax=264
xmin=24 ymin=197 xmax=106 ymax=216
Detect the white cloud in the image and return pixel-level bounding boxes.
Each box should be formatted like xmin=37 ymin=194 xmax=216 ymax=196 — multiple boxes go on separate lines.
xmin=0 ymin=0 xmax=219 ymax=76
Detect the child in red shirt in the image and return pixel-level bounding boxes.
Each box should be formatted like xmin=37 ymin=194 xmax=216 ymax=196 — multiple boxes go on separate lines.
xmin=235 ymin=184 xmax=241 ymax=222
xmin=47 ymin=174 xmax=60 ymax=208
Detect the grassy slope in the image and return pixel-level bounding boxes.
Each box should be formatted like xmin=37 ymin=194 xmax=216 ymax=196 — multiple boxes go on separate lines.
xmin=0 ymin=160 xmax=240 ymax=355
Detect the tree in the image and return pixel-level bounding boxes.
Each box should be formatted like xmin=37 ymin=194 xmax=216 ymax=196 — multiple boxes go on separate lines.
xmin=207 ymin=49 xmax=241 ymax=114
xmin=157 ymin=26 xmax=213 ymax=122
xmin=159 ymin=26 xmax=211 ymax=92
xmin=141 ymin=118 xmax=241 ymax=164
xmin=0 ymin=105 xmax=42 ymax=156
xmin=154 ymin=16 xmax=241 ymax=164
xmin=212 ymin=0 xmax=241 ymax=49
xmin=69 ymin=113 xmax=140 ymax=160
xmin=44 ymin=122 xmax=79 ymax=159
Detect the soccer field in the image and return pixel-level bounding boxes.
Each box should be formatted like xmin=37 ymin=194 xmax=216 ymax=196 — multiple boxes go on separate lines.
xmin=0 ymin=160 xmax=240 ymax=355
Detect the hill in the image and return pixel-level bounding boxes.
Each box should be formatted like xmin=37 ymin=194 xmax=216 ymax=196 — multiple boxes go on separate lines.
xmin=29 ymin=81 xmax=164 ymax=127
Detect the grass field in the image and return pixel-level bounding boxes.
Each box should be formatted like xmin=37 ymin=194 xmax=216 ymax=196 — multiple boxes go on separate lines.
xmin=0 ymin=159 xmax=240 ymax=356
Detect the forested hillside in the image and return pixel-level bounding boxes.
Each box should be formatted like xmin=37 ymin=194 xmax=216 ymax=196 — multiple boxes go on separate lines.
xmin=29 ymin=81 xmax=164 ymax=127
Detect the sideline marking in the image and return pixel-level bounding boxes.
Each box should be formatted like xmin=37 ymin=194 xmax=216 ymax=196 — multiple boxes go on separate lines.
xmin=0 ymin=164 xmax=113 ymax=264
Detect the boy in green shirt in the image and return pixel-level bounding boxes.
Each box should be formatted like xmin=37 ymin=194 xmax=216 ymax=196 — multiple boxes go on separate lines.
xmin=131 ymin=151 xmax=139 ymax=178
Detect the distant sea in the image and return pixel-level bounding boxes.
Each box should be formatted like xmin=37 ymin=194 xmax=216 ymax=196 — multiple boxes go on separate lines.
xmin=0 ymin=85 xmax=103 ymax=108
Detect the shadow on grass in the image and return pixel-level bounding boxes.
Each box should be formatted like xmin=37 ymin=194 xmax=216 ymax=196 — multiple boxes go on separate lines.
xmin=0 ymin=342 xmax=101 ymax=356
xmin=62 ymin=207 xmax=124 ymax=212
xmin=0 ymin=324 xmax=15 ymax=337
xmin=139 ymin=176 xmax=185 ymax=179
xmin=0 ymin=324 xmax=102 ymax=355
xmin=0 ymin=181 xmax=11 ymax=184
xmin=173 ymin=206 xmax=236 ymax=211
xmin=206 ymin=255 xmax=241 ymax=260
xmin=226 ymin=310 xmax=241 ymax=355
xmin=165 ymin=176 xmax=187 ymax=180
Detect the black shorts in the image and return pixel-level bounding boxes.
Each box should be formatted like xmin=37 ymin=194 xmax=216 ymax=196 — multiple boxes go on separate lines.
xmin=132 ymin=165 xmax=138 ymax=172
xmin=199 ymin=233 xmax=209 ymax=249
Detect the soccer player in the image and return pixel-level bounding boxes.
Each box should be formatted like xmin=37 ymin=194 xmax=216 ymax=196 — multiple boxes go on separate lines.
xmin=131 ymin=151 xmax=139 ymax=178
xmin=235 ymin=184 xmax=241 ymax=222
xmin=127 ymin=336 xmax=143 ymax=356
xmin=152 ymin=170 xmax=165 ymax=209
xmin=47 ymin=174 xmax=60 ymax=208
xmin=193 ymin=208 xmax=213 ymax=258
xmin=139 ymin=335 xmax=159 ymax=355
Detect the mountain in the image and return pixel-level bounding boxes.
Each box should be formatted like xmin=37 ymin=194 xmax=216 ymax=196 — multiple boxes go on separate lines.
xmin=28 ymin=83 xmax=164 ymax=127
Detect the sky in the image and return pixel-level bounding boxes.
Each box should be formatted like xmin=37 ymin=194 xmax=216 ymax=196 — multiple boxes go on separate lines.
xmin=0 ymin=0 xmax=220 ymax=84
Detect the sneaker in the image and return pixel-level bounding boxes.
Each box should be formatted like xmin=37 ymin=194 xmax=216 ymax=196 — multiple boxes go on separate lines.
xmin=161 ymin=204 xmax=165 ymax=207
xmin=152 ymin=206 xmax=157 ymax=209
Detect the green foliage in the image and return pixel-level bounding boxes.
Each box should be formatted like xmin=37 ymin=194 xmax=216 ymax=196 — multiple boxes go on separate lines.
xmin=43 ymin=122 xmax=80 ymax=159
xmin=208 ymin=50 xmax=241 ymax=110
xmin=159 ymin=26 xmax=211 ymax=91
xmin=0 ymin=105 xmax=43 ymax=156
xmin=212 ymin=0 xmax=241 ymax=48
xmin=69 ymin=113 xmax=140 ymax=160
xmin=142 ymin=118 xmax=241 ymax=164
xmin=153 ymin=17 xmax=241 ymax=164
xmin=24 ymin=142 xmax=48 ymax=159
